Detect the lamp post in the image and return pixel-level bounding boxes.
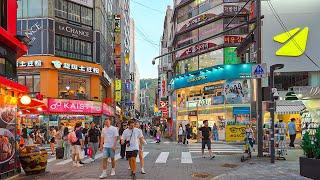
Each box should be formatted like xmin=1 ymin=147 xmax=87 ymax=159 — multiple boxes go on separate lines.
xmin=269 ymin=64 xmax=284 ymax=163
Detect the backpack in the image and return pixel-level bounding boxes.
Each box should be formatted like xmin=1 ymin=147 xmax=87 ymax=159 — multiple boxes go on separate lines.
xmin=68 ymin=131 xmax=78 ymax=143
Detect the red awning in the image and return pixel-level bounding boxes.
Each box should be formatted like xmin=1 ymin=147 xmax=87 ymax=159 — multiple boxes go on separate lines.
xmin=18 ymin=98 xmax=47 ymax=114
xmin=0 ymin=76 xmax=28 ymax=92
xmin=0 ymin=27 xmax=28 ymax=58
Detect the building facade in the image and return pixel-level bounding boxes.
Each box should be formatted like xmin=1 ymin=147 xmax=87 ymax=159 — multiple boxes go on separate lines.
xmin=16 ymin=0 xmax=115 ymax=128
xmin=168 ymin=0 xmax=252 ymax=141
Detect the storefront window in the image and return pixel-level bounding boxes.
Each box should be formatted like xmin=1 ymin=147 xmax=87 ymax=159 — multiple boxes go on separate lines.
xmin=18 ymin=75 xmax=40 ymax=94
xmin=199 ymin=49 xmax=223 ymax=70
xmin=176 ymin=56 xmax=198 ymax=74
xmin=100 ymin=84 xmax=107 ymax=101
xmin=58 ymin=74 xmax=91 ymax=100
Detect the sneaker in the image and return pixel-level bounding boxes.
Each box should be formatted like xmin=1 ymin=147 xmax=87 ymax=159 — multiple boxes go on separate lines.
xmin=99 ymin=171 xmax=107 ymax=179
xmin=72 ymin=162 xmax=77 ymax=167
xmin=79 ymin=161 xmax=85 ymax=164
xmin=141 ymin=168 xmax=146 ymax=174
xmin=210 ymin=155 xmax=216 ymax=159
xmin=89 ymin=158 xmax=94 ymax=162
xmin=132 ymin=173 xmax=136 ymax=179
xmin=76 ymin=163 xmax=83 ymax=167
xmin=128 ymin=166 xmax=131 ymax=170
xmin=110 ymin=169 xmax=116 ymax=176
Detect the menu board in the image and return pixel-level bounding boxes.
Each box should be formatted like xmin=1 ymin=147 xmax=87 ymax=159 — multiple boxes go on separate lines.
xmin=0 ymin=103 xmax=17 ymax=175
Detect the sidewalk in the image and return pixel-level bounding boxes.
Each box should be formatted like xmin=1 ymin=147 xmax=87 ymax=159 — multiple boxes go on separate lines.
xmin=212 ymin=148 xmax=308 ymax=180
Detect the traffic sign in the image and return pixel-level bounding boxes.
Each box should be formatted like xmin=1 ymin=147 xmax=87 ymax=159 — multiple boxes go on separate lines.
xmin=252 ymin=63 xmax=267 ymax=78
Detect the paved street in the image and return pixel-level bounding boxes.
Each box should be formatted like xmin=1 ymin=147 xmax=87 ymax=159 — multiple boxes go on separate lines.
xmin=12 ymin=139 xmax=306 ymax=180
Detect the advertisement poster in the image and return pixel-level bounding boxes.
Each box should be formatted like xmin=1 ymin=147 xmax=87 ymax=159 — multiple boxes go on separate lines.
xmin=225 ymin=125 xmax=246 ymax=142
xmin=0 ymin=103 xmax=17 ymax=175
xmin=224 ymin=79 xmax=250 ymax=104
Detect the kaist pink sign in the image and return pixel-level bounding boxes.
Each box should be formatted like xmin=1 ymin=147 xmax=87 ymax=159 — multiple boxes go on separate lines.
xmin=48 ymin=99 xmax=101 ymax=114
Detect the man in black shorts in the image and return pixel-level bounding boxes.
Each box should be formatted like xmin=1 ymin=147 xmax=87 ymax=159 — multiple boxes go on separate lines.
xmin=199 ymin=120 xmax=215 ymax=159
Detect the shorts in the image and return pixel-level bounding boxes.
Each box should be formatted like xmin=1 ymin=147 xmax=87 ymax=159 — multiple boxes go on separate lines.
xmin=126 ymin=150 xmax=138 ymax=159
xmin=202 ymin=140 xmax=211 ymax=150
xmin=50 ymin=137 xmax=55 ymax=143
xmin=71 ymin=145 xmax=81 ymax=155
xmin=103 ymin=147 xmax=115 ymax=158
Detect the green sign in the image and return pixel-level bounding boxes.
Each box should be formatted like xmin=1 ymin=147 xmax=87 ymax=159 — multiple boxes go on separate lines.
xmin=224 ymin=47 xmax=241 ymax=64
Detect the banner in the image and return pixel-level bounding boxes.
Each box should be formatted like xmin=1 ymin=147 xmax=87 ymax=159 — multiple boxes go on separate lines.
xmin=47 ymin=99 xmax=101 ymax=114
xmin=115 ymin=80 xmax=122 ymax=91
xmin=115 ymin=91 xmax=121 ymax=102
xmin=225 ymin=125 xmax=246 ymax=142
xmin=224 ymin=79 xmax=250 ymax=104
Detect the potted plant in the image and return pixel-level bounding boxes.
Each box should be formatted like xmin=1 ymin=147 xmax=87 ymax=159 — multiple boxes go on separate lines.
xmin=300 ymin=127 xmax=320 ymax=179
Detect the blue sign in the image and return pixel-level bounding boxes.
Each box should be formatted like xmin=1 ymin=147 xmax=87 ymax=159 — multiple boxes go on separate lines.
xmin=233 ymin=107 xmax=250 ymax=115
xmin=212 ymin=96 xmax=225 ymax=105
xmin=171 ymin=64 xmax=252 ymax=90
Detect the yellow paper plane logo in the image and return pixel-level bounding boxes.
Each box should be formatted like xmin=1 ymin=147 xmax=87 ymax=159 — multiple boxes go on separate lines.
xmin=273 ymin=27 xmax=309 ymax=57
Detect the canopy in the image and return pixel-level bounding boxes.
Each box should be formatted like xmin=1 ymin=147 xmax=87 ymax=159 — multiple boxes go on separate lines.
xmin=276 ymin=100 xmax=306 ymax=114
xmin=18 ymin=98 xmax=47 ymax=114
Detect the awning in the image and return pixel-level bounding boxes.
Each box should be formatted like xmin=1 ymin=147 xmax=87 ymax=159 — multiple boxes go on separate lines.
xmin=18 ymin=98 xmax=47 ymax=114
xmin=0 ymin=76 xmax=28 ymax=92
xmin=276 ymin=100 xmax=306 ymax=114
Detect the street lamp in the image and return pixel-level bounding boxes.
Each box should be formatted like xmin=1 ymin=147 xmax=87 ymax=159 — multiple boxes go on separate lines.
xmin=269 ymin=64 xmax=284 ymax=163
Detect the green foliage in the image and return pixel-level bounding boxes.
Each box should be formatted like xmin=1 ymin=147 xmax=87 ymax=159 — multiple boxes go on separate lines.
xmin=314 ymin=127 xmax=320 ymax=159
xmin=301 ymin=132 xmax=314 ymax=158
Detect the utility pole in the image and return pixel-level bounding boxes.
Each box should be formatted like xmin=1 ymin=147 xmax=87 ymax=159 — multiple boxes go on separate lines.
xmin=256 ymin=0 xmax=263 ymax=157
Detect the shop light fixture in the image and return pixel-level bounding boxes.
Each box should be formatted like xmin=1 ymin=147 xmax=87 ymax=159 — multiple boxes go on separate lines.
xmin=37 ymin=107 xmax=43 ymax=111
xmin=20 ymin=95 xmax=31 ymax=105
xmin=66 ymin=86 xmax=70 ymax=90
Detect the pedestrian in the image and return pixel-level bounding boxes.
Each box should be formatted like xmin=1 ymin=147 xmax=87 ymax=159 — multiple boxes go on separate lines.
xmin=70 ymin=122 xmax=84 ymax=167
xmin=35 ymin=129 xmax=44 ymax=145
xmin=156 ymin=126 xmax=161 ymax=143
xmin=99 ymin=118 xmax=119 ymax=179
xmin=135 ymin=121 xmax=147 ymax=174
xmin=198 ymin=120 xmax=215 ymax=159
xmin=184 ymin=124 xmax=191 ymax=145
xmin=62 ymin=127 xmax=71 ymax=160
xmin=178 ymin=124 xmax=183 ymax=144
xmin=82 ymin=122 xmax=89 ymax=156
xmin=288 ymin=118 xmax=297 ymax=148
xmin=121 ymin=120 xmax=144 ymax=179
xmin=21 ymin=124 xmax=28 ymax=146
xmin=119 ymin=123 xmax=127 ymax=159
xmin=88 ymin=121 xmax=100 ymax=162
xmin=245 ymin=124 xmax=254 ymax=152
xmin=49 ymin=127 xmax=56 ymax=155
xmin=212 ymin=123 xmax=219 ymax=141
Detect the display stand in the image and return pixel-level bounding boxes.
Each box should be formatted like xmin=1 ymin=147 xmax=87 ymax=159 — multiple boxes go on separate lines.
xmin=274 ymin=122 xmax=286 ymax=160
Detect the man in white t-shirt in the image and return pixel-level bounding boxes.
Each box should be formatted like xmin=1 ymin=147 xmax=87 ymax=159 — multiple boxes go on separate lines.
xmin=121 ymin=120 xmax=144 ymax=179
xmin=99 ymin=119 xmax=119 ymax=179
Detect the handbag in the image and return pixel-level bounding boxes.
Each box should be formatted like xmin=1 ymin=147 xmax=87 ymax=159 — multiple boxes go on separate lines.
xmin=126 ymin=130 xmax=134 ymax=147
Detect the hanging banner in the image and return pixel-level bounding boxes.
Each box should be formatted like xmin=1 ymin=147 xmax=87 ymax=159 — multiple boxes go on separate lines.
xmin=115 ymin=80 xmax=122 ymax=91
xmin=115 ymin=91 xmax=121 ymax=102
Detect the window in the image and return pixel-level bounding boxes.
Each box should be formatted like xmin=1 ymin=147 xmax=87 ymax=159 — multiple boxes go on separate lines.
xmin=68 ymin=3 xmax=81 ymax=23
xmin=199 ymin=20 xmax=223 ymax=40
xmin=81 ymin=6 xmax=93 ymax=26
xmin=177 ymin=29 xmax=198 ymax=48
xmin=199 ymin=49 xmax=223 ymax=70
xmin=176 ymin=57 xmax=198 ymax=75
xmin=28 ymin=0 xmax=43 ymax=17
xmin=55 ymin=34 xmax=93 ymax=61
xmin=0 ymin=0 xmax=7 ymax=29
xmin=58 ymin=74 xmax=90 ymax=100
xmin=0 ymin=58 xmax=5 ymax=74
xmin=55 ymin=0 xmax=68 ymax=19
xmin=18 ymin=75 xmax=41 ymax=94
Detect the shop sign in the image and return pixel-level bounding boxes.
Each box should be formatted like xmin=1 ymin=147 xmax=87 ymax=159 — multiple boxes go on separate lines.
xmin=55 ymin=22 xmax=93 ymax=42
xmin=69 ymin=0 xmax=93 ymax=8
xmin=17 ymin=60 xmax=42 ymax=68
xmin=225 ymin=125 xmax=246 ymax=142
xmin=115 ymin=80 xmax=122 ymax=91
xmin=187 ymin=99 xmax=212 ymax=108
xmin=187 ymin=75 xmax=208 ymax=83
xmin=51 ymin=60 xmax=99 ymax=74
xmin=160 ymin=74 xmax=167 ymax=98
xmin=224 ymin=79 xmax=250 ymax=104
xmin=224 ymin=36 xmax=244 ymax=45
xmin=224 ymin=5 xmax=249 ymax=15
xmin=178 ymin=14 xmax=216 ymax=33
xmin=233 ymin=107 xmax=250 ymax=115
xmin=212 ymin=96 xmax=225 ymax=105
xmin=48 ymin=120 xmax=58 ymax=127
xmin=179 ymin=42 xmax=216 ymax=58
xmin=24 ymin=22 xmax=42 ymax=45
xmin=204 ymin=84 xmax=224 ymax=93
xmin=48 ymin=99 xmax=102 ymax=114
xmin=102 ymin=70 xmax=112 ymax=84
xmin=125 ymin=80 xmax=130 ymax=93
xmin=188 ymin=111 xmax=197 ymax=116
xmin=224 ymin=47 xmax=241 ymax=65
xmin=115 ymin=91 xmax=121 ymax=102
xmin=114 ymin=15 xmax=121 ymax=33
xmin=102 ymin=103 xmax=114 ymax=116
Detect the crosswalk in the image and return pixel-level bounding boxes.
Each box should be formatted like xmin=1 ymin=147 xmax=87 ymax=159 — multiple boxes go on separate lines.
xmin=187 ymin=143 xmax=243 ymax=154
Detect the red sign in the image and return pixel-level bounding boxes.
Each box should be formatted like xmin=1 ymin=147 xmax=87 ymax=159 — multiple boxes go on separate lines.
xmin=180 ymin=42 xmax=216 ymax=58
xmin=48 ymin=99 xmax=101 ymax=114
xmin=102 ymin=103 xmax=114 ymax=116
xmin=159 ymin=101 xmax=168 ymax=118
xmin=224 ymin=36 xmax=244 ymax=44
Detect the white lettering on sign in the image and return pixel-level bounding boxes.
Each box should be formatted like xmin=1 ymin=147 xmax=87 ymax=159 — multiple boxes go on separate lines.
xmin=17 ymin=60 xmax=42 ymax=68
xmin=51 ymin=60 xmax=99 ymax=74
xmin=25 ymin=22 xmax=42 ymax=44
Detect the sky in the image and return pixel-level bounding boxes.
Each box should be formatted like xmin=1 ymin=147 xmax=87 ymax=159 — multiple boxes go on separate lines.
xmin=131 ymin=0 xmax=173 ymax=79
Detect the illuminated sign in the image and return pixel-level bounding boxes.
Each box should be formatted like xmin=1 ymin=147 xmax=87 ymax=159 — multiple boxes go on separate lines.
xmin=179 ymin=42 xmax=216 ymax=58
xmin=51 ymin=60 xmax=99 ymax=74
xmin=17 ymin=60 xmax=42 ymax=68
xmin=187 ymin=75 xmax=208 ymax=83
xmin=273 ymin=27 xmax=309 ymax=57
xmin=115 ymin=80 xmax=122 ymax=91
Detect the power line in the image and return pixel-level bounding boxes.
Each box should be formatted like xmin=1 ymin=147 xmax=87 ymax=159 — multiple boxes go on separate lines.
xmin=267 ymin=0 xmax=320 ymax=70
xmin=131 ymin=0 xmax=164 ymax=14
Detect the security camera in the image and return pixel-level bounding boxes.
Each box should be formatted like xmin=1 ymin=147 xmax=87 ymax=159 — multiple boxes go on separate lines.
xmin=152 ymin=58 xmax=156 ymax=65
xmin=272 ymin=88 xmax=279 ymax=100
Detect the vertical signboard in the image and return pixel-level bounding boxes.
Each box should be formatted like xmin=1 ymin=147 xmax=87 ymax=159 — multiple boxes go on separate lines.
xmin=224 ymin=47 xmax=241 ymax=64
